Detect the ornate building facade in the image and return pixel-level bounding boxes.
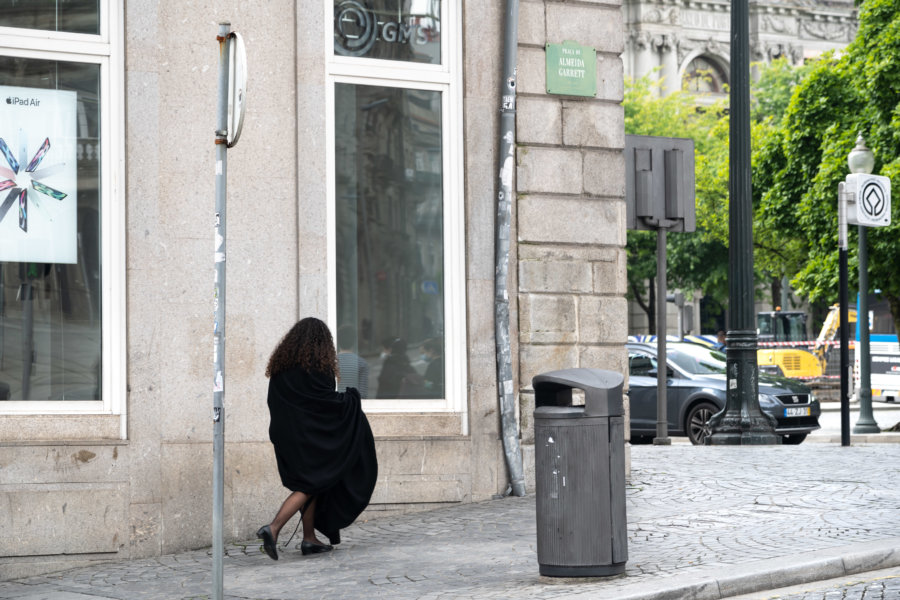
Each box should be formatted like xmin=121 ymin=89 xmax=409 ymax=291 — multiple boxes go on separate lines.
xmin=623 ymin=0 xmax=859 ymax=96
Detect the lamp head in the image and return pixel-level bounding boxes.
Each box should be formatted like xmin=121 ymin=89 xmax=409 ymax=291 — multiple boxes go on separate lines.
xmin=848 ymin=133 xmax=875 ymax=175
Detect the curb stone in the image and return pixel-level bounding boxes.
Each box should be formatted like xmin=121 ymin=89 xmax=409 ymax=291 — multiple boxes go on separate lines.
xmin=555 ymin=538 xmax=900 ymax=600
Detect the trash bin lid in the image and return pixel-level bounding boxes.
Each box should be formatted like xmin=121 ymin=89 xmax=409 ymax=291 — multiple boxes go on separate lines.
xmin=533 ymin=405 xmax=584 ymax=419
xmin=533 ymin=368 xmax=624 ymax=417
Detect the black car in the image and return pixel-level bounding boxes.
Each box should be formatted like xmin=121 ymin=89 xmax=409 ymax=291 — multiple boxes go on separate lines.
xmin=627 ymin=341 xmax=821 ymax=445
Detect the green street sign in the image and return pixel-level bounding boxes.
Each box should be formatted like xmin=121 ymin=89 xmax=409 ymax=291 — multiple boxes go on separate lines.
xmin=545 ymin=41 xmax=596 ymax=97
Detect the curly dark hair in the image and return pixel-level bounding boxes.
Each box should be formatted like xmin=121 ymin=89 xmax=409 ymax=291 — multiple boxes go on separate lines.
xmin=265 ymin=317 xmax=338 ymax=379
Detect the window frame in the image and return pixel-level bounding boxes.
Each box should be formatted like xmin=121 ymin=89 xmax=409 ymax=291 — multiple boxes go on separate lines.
xmin=0 ymin=0 xmax=126 ymax=428
xmin=325 ymin=0 xmax=467 ymax=423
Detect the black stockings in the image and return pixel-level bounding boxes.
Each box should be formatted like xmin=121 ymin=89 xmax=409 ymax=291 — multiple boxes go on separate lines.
xmin=268 ymin=491 xmax=321 ymax=544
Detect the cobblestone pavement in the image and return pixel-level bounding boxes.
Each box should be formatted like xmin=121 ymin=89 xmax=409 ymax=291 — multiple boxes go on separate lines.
xmin=2 ymin=444 xmax=900 ymax=600
xmin=728 ymin=566 xmax=900 ymax=599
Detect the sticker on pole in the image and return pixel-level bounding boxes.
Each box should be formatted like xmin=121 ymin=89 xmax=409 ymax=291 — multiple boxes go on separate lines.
xmin=227 ymin=32 xmax=247 ymax=148
xmin=846 ymin=173 xmax=891 ymax=227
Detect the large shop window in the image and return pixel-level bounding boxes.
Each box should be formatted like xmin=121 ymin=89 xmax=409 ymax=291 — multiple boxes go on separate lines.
xmin=0 ymin=1 xmax=100 ymax=34
xmin=329 ymin=0 xmax=464 ymax=411
xmin=0 ymin=1 xmax=123 ymax=414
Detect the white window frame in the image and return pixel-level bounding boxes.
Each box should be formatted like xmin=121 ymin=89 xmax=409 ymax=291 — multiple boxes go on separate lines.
xmin=325 ymin=0 xmax=467 ymax=425
xmin=0 ymin=1 xmax=127 ymax=430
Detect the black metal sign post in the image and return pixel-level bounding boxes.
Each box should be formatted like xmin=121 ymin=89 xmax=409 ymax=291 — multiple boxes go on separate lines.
xmin=625 ymin=135 xmax=695 ymax=445
xmin=838 ymin=182 xmax=850 ymax=447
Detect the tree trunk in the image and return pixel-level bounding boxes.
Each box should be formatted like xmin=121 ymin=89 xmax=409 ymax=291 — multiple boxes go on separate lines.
xmin=771 ymin=276 xmax=782 ymax=310
xmin=630 ymin=279 xmax=655 ymax=333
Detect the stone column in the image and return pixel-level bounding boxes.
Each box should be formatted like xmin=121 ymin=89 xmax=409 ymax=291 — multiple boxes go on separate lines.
xmin=658 ymin=34 xmax=680 ymax=95
xmin=630 ymin=31 xmax=653 ymax=82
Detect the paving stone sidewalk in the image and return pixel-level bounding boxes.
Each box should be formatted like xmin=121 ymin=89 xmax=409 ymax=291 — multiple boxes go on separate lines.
xmin=2 ymin=444 xmax=900 ymax=600
xmin=728 ymin=566 xmax=900 ymax=600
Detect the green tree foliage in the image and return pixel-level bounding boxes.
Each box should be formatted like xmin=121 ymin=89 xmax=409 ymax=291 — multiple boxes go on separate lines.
xmin=755 ymin=0 xmax=900 ymax=335
xmin=624 ymin=76 xmax=730 ymax=329
xmin=750 ymin=58 xmax=813 ymax=126
xmin=624 ymin=65 xmax=800 ymax=330
xmin=750 ymin=59 xmax=816 ymax=288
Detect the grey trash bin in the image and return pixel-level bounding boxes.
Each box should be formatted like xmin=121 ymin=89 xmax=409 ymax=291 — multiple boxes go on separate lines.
xmin=533 ymin=368 xmax=627 ymax=577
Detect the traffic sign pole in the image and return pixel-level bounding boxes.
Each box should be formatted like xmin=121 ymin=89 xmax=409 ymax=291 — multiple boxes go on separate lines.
xmin=846 ymin=135 xmax=887 ymax=435
xmin=838 ymin=182 xmax=850 ymax=447
xmin=213 ymin=21 xmax=231 ymax=600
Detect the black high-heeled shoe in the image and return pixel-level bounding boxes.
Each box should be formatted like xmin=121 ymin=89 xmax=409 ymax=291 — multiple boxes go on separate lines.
xmin=300 ymin=540 xmax=333 ymax=556
xmin=256 ymin=525 xmax=278 ymax=561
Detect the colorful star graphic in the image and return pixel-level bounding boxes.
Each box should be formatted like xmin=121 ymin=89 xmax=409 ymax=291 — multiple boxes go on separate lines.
xmin=0 ymin=136 xmax=68 ymax=233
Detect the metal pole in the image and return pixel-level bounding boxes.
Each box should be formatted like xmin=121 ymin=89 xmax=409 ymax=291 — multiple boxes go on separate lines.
xmin=654 ymin=229 xmax=670 ymax=444
xmin=494 ymin=0 xmax=526 ymax=497
xmin=838 ymin=182 xmax=850 ymax=446
xmin=0 ymin=268 xmax=4 ymax=370
xmin=708 ymin=0 xmax=776 ymax=445
xmin=20 ymin=281 xmax=33 ymax=399
xmin=854 ymin=226 xmax=880 ymax=433
xmin=213 ymin=21 xmax=230 ymax=600
xmin=676 ymin=297 xmax=684 ymax=341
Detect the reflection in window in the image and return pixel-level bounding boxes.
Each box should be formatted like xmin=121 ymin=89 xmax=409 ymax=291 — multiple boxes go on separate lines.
xmin=0 ymin=56 xmax=101 ymax=401
xmin=682 ymin=56 xmax=728 ymax=94
xmin=0 ymin=0 xmax=100 ymax=35
xmin=335 ymin=83 xmax=444 ymax=399
xmin=334 ymin=0 xmax=441 ymax=65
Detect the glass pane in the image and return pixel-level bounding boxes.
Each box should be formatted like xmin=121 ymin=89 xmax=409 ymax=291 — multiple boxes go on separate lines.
xmin=335 ymin=83 xmax=444 ymax=399
xmin=334 ymin=0 xmax=441 ymax=65
xmin=785 ymin=314 xmax=806 ymax=341
xmin=0 ymin=0 xmax=100 ymax=35
xmin=0 ymin=56 xmax=102 ymax=401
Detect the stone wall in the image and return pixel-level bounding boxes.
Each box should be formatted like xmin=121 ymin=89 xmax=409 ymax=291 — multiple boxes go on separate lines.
xmin=514 ymin=0 xmax=629 ymax=483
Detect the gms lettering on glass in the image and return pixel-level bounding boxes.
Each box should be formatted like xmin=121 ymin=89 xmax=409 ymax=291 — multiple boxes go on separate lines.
xmin=333 ymin=0 xmax=441 ymax=64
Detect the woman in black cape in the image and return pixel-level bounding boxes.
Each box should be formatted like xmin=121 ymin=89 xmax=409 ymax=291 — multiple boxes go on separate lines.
xmin=256 ymin=317 xmax=377 ymax=560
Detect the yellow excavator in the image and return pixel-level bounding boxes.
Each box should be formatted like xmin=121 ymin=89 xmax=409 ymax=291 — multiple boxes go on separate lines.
xmin=757 ymin=306 xmax=857 ymax=380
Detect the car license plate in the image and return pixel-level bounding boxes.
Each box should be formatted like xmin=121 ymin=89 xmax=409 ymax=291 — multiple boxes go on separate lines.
xmin=784 ymin=407 xmax=810 ymax=417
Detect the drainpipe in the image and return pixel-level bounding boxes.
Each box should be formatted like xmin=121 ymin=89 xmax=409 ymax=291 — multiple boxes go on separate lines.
xmin=494 ymin=0 xmax=526 ymax=497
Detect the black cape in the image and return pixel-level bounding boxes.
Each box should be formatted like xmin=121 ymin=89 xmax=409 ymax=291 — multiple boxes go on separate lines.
xmin=267 ymin=366 xmax=377 ymax=542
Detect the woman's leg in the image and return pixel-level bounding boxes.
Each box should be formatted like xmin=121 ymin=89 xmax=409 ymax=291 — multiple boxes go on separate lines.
xmin=301 ymin=497 xmax=321 ymax=543
xmin=268 ymin=490 xmax=309 ymax=540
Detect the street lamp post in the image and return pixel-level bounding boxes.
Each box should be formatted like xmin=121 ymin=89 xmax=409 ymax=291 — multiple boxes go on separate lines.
xmin=848 ymin=135 xmax=880 ymax=435
xmin=707 ymin=0 xmax=778 ymax=445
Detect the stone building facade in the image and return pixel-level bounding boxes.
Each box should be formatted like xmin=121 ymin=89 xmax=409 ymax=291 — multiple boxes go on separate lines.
xmin=623 ymin=0 xmax=858 ymax=96
xmin=0 ymin=0 xmax=627 ymax=579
